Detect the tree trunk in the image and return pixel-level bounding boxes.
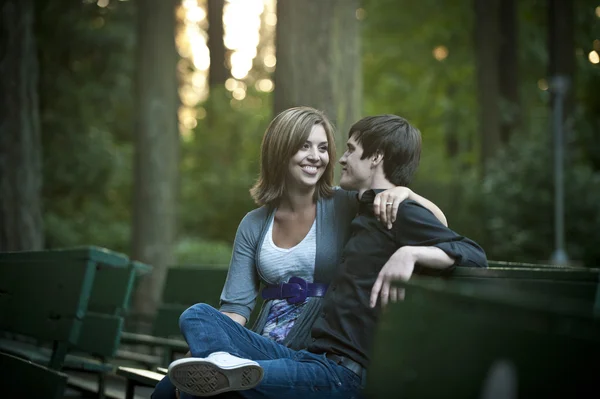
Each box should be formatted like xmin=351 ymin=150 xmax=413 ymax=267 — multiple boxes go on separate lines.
xmin=274 ymin=0 xmax=361 ymax=172
xmin=474 ymin=0 xmax=501 ymax=175
xmin=548 ymin=0 xmax=574 ymax=119
xmin=207 ymin=0 xmax=227 ymax=88
xmin=131 ymin=0 xmax=180 ymax=331
xmin=498 ymin=0 xmax=519 ymax=144
xmin=0 ymin=0 xmax=44 ymax=251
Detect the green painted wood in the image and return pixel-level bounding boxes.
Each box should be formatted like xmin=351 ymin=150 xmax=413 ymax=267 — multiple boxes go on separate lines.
xmin=77 ymin=313 xmax=124 ymax=357
xmin=486 ymin=260 xmax=586 ymax=269
xmin=367 ymin=279 xmax=600 ymax=398
xmin=62 ymin=353 xmax=114 ymax=372
xmin=0 ymin=312 xmax=81 ymax=343
xmin=0 ymin=246 xmax=129 ymax=267
xmin=0 ymin=261 xmax=95 ymax=317
xmin=131 ymin=260 xmax=153 ymax=275
xmin=0 ymin=352 xmax=67 ymax=399
xmin=121 ymin=261 xmax=152 ymax=313
xmin=162 ymin=267 xmax=228 ymax=305
xmin=117 ymin=366 xmax=164 ymax=387
xmin=449 ymin=266 xmax=599 ymax=281
xmin=153 ymin=304 xmax=187 ymax=338
xmin=0 ymin=261 xmax=97 ymax=344
xmin=88 ymin=266 xmax=136 ymax=312
xmin=0 ymin=339 xmax=113 ymax=373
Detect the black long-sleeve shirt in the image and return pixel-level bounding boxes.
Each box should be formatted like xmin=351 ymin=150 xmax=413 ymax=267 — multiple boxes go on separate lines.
xmin=307 ymin=189 xmax=488 ymax=367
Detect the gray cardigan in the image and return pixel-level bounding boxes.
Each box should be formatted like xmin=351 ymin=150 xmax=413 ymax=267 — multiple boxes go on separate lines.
xmin=219 ymin=188 xmax=358 ymax=350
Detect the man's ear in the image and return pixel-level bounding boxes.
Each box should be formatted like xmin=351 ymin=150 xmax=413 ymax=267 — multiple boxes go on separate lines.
xmin=371 ymin=151 xmax=384 ymax=166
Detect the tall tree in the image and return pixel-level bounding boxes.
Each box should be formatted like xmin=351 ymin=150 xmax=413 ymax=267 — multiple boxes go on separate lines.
xmin=0 ymin=0 xmax=44 ymax=251
xmin=274 ymin=0 xmax=361 ymax=165
xmin=131 ymin=0 xmax=180 ymax=330
xmin=474 ymin=0 xmax=501 ymax=174
xmin=207 ymin=0 xmax=227 ymax=88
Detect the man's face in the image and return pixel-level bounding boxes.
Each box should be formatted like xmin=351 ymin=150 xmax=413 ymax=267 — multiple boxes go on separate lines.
xmin=338 ymin=136 xmax=373 ymax=192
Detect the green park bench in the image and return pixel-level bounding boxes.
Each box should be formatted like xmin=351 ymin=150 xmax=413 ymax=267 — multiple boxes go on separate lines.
xmin=366 ymin=267 xmax=600 ymax=398
xmin=0 ymin=246 xmax=150 ymax=398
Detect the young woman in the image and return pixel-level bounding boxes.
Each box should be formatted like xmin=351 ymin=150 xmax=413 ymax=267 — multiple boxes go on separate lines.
xmin=152 ymin=107 xmax=446 ymax=398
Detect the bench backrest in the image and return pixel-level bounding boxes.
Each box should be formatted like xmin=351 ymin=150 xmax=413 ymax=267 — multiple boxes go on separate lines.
xmin=80 ymin=259 xmax=151 ymax=358
xmin=0 ymin=247 xmax=139 ymax=362
xmin=367 ymin=277 xmax=600 ymax=398
xmin=153 ymin=267 xmax=263 ymax=338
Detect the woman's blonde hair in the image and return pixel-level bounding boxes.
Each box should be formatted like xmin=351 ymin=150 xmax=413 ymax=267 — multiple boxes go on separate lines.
xmin=250 ymin=107 xmax=336 ymax=206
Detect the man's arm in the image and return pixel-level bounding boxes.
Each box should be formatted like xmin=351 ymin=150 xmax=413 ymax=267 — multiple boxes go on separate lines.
xmin=370 ymin=246 xmax=453 ymax=307
xmin=370 ymin=200 xmax=488 ymax=307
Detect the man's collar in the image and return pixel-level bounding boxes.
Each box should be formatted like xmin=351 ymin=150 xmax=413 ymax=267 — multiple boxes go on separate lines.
xmin=358 ymin=189 xmax=387 ymax=204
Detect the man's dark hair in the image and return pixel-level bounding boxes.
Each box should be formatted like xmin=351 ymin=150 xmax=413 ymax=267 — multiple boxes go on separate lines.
xmin=349 ymin=115 xmax=421 ymax=186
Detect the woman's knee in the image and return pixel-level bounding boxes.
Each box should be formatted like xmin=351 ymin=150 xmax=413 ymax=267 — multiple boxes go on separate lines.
xmin=179 ymin=303 xmax=215 ymax=331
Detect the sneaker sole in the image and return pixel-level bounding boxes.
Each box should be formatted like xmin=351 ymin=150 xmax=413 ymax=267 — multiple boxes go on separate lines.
xmin=169 ymin=359 xmax=264 ymax=397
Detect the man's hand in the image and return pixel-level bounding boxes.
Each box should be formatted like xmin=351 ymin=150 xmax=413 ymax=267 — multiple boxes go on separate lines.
xmin=370 ymin=247 xmax=416 ymax=308
xmin=370 ymin=246 xmax=456 ymax=308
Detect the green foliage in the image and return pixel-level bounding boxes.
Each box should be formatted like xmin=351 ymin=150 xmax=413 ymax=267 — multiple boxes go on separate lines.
xmin=362 ymin=0 xmax=478 ymax=176
xmin=173 ymin=238 xmax=233 ymax=268
xmin=36 ymin=0 xmax=135 ymax=252
xmin=469 ymin=125 xmax=600 ymax=265
xmin=179 ymin=88 xmax=271 ymax=243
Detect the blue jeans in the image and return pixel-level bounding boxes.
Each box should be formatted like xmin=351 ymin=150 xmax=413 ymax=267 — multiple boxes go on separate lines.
xmin=176 ymin=303 xmax=363 ymax=399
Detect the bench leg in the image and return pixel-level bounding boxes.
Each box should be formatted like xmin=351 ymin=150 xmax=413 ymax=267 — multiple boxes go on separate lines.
xmin=97 ymin=372 xmax=106 ymax=399
xmin=49 ymin=341 xmax=69 ymax=370
xmin=125 ymin=379 xmax=135 ymax=399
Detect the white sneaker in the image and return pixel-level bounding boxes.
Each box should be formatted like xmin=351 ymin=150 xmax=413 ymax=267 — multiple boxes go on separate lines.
xmin=168 ymin=352 xmax=264 ymax=397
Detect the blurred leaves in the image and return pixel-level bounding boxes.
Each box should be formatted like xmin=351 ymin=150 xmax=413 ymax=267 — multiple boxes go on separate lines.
xmin=36 ymin=0 xmax=135 ymax=252
xmin=179 ymin=87 xmax=271 ymax=243
xmin=477 ymin=122 xmax=600 ymax=265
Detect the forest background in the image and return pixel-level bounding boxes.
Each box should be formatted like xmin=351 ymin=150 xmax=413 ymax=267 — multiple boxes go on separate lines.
xmin=1 ymin=0 xmax=599 ymax=324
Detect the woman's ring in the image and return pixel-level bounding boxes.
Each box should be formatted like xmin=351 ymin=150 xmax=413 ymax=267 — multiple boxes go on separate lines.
xmin=386 ymin=202 xmax=393 ymax=205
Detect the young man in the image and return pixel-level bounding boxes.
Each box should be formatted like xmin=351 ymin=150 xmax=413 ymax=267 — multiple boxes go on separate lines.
xmin=168 ymin=115 xmax=488 ymax=399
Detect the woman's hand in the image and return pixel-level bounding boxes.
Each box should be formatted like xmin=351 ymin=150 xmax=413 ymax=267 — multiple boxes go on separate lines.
xmin=374 ymin=187 xmax=448 ymax=229
xmin=373 ymin=187 xmax=412 ymax=229
xmin=221 ymin=311 xmax=247 ymax=326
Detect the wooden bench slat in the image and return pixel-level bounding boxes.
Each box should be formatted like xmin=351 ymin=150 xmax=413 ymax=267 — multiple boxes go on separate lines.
xmin=0 ymin=339 xmax=114 ymax=373
xmin=120 ymin=331 xmax=188 ymax=351
xmin=117 ymin=366 xmax=166 ymax=386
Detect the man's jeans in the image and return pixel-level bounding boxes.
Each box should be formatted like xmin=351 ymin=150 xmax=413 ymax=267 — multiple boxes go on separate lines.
xmin=177 ymin=303 xmax=363 ymax=399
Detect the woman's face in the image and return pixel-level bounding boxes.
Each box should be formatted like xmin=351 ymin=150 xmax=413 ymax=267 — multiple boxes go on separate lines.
xmin=286 ymin=124 xmax=330 ymax=190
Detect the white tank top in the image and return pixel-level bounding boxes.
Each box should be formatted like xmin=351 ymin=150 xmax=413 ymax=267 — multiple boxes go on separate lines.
xmin=258 ymin=216 xmax=316 ymax=285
